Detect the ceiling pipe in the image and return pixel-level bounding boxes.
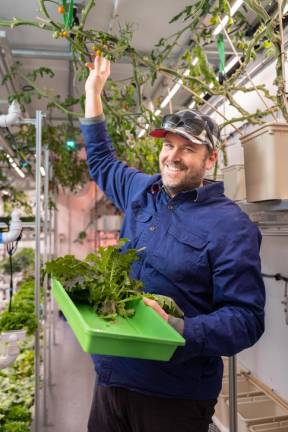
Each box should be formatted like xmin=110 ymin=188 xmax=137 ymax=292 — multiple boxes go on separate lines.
xmin=108 ymin=0 xmax=120 ymax=33
xmin=0 ymin=209 xmax=22 ymax=244
xmin=11 ymin=48 xmax=73 ymax=60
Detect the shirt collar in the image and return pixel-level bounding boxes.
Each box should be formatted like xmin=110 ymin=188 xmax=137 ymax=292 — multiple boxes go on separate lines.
xmin=151 ymin=178 xmax=224 ymax=202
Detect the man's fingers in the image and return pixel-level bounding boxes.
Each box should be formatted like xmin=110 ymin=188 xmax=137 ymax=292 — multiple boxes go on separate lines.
xmin=143 ymin=297 xmax=169 ymax=321
xmin=94 ymin=55 xmax=110 ymax=74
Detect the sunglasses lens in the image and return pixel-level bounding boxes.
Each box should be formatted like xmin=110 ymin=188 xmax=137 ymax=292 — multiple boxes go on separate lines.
xmin=162 ymin=114 xmax=180 ymax=128
xmin=161 ymin=111 xmax=216 ymax=148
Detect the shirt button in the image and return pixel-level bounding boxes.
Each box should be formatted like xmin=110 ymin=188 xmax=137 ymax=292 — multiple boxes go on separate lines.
xmin=168 ymin=204 xmax=174 ymax=210
xmin=149 ymin=225 xmax=156 ymax=232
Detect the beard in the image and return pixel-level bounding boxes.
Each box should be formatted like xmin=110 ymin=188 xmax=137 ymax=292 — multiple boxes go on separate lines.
xmin=160 ymin=158 xmax=207 ymax=197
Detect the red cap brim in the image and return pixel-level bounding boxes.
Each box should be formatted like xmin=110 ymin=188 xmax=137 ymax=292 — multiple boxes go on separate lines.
xmin=149 ymin=129 xmax=167 ymax=138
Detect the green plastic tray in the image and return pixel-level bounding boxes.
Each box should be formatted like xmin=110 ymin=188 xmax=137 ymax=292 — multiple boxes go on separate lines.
xmin=52 ymin=279 xmax=185 ymax=361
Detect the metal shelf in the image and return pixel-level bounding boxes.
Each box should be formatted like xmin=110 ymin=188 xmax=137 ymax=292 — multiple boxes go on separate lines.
xmin=238 ymin=200 xmax=288 ymax=230
xmin=239 ymin=200 xmax=288 ymax=213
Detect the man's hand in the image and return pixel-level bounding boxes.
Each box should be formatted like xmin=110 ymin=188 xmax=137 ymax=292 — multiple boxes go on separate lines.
xmin=85 ymin=54 xmax=110 ymax=118
xmin=85 ymin=54 xmax=110 ymax=95
xmin=143 ymin=297 xmax=169 ymax=321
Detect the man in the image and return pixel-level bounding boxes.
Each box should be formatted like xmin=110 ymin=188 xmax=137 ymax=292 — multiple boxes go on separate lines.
xmin=80 ymin=55 xmax=265 ymax=432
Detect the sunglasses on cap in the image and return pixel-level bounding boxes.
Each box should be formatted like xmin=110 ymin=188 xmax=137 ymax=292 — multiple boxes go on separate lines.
xmin=161 ymin=111 xmax=216 ymax=149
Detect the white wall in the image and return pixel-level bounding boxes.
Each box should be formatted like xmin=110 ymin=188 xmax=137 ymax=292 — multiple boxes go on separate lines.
xmin=216 ymin=58 xmax=288 ymax=402
xmin=238 ymin=234 xmax=288 ymax=401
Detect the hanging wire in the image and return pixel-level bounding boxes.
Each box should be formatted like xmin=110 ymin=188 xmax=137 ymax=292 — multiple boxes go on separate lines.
xmin=6 ymin=231 xmax=22 ymax=312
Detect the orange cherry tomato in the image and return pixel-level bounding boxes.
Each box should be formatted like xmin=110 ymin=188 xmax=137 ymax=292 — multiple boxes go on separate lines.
xmin=57 ymin=5 xmax=65 ymax=14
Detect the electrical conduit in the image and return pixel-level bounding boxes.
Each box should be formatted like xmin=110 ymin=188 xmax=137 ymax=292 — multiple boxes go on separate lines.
xmin=0 ymin=210 xmax=22 ymax=244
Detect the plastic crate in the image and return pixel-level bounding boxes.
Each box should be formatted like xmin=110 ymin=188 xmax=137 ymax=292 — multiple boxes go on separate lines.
xmin=52 ymin=279 xmax=185 ymax=361
xmin=230 ymin=396 xmax=288 ymax=432
xmin=249 ymin=421 xmax=288 ymax=432
xmin=214 ymin=376 xmax=264 ymax=427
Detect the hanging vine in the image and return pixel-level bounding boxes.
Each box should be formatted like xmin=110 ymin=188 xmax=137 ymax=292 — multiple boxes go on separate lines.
xmin=0 ymin=0 xmax=287 ymax=186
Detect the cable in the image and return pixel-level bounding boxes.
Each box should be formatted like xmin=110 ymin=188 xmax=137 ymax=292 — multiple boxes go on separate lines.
xmin=262 ymin=272 xmax=288 ymax=283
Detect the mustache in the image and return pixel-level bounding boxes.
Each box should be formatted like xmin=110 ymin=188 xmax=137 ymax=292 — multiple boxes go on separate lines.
xmin=165 ymin=162 xmax=187 ymax=170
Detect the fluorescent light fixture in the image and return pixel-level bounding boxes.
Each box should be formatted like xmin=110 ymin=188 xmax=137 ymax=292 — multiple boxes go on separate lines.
xmin=224 ymin=56 xmax=239 ymax=73
xmin=14 ymin=167 xmax=25 ymax=178
xmin=213 ymin=0 xmax=243 ymax=35
xmin=214 ymin=16 xmax=229 ymax=36
xmin=231 ymin=0 xmax=244 ymax=15
xmin=40 ymin=166 xmax=46 ymax=177
xmin=188 ymin=92 xmax=205 ymax=109
xmin=5 ymin=152 xmax=25 ymax=178
xmin=137 ymin=123 xmax=149 ymax=138
xmin=138 ymin=129 xmax=146 ymax=138
xmin=160 ymin=83 xmax=181 ymax=108
xmin=284 ymin=3 xmax=288 ymax=13
xmin=160 ymin=69 xmax=190 ymax=109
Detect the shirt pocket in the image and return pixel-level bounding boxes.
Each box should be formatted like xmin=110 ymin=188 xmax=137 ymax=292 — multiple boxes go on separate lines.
xmin=122 ymin=206 xmax=153 ymax=251
xmin=151 ymin=224 xmax=208 ymax=281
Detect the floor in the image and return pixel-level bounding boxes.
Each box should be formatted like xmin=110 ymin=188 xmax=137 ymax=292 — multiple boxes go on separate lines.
xmin=39 ymin=315 xmax=95 ymax=432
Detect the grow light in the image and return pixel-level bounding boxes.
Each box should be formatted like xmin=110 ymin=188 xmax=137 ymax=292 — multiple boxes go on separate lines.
xmin=224 ymin=56 xmax=239 ymax=73
xmin=188 ymin=93 xmax=205 ymax=109
xmin=6 ymin=153 xmax=25 ymax=178
xmin=213 ymin=0 xmax=244 ymax=36
xmin=160 ymin=69 xmax=191 ymax=109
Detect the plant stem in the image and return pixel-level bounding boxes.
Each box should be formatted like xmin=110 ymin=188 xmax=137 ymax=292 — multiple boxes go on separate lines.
xmin=223 ymin=25 xmax=278 ymax=122
xmin=38 ymin=0 xmax=62 ymax=30
xmin=19 ymin=73 xmax=83 ymax=117
xmin=79 ymin=0 xmax=95 ymax=30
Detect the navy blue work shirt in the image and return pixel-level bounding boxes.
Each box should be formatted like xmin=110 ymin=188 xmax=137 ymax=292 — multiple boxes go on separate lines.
xmin=80 ymin=120 xmax=265 ymax=400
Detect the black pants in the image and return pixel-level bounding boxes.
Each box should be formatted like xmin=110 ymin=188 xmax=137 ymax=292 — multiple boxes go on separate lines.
xmin=87 ymin=383 xmax=216 ymax=432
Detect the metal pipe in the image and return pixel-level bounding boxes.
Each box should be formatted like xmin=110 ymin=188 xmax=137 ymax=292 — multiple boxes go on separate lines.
xmin=108 ymin=0 xmax=120 ymax=33
xmin=48 ymin=164 xmax=54 ymax=386
xmin=11 ymin=48 xmax=73 ymax=60
xmin=53 ymin=193 xmax=58 ymax=346
xmin=229 ymin=355 xmax=238 ymax=432
xmin=33 ymin=110 xmax=43 ymax=432
xmin=0 ymin=101 xmax=21 ymax=128
xmin=43 ymin=146 xmax=50 ymax=426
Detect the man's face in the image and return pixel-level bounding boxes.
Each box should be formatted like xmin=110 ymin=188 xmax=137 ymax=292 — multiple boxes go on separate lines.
xmin=159 ymin=132 xmax=217 ymax=197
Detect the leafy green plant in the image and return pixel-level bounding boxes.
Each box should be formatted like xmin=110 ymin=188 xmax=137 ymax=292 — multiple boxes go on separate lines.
xmin=0 ymin=248 xmax=34 ymax=274
xmin=0 ymin=342 xmax=34 ymax=431
xmin=0 ymin=278 xmax=37 ymax=335
xmin=43 ymin=240 xmax=143 ymax=320
xmin=43 ymin=241 xmax=183 ymax=320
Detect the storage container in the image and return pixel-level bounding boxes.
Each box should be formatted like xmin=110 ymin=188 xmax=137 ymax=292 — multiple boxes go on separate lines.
xmin=249 ymin=420 xmax=288 ymax=432
xmin=230 ymin=395 xmax=288 ymax=432
xmin=214 ymin=375 xmax=264 ymax=428
xmin=52 ymin=279 xmax=185 ymax=361
xmin=241 ymin=123 xmax=288 ymax=202
xmin=223 ymin=164 xmax=246 ymax=201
